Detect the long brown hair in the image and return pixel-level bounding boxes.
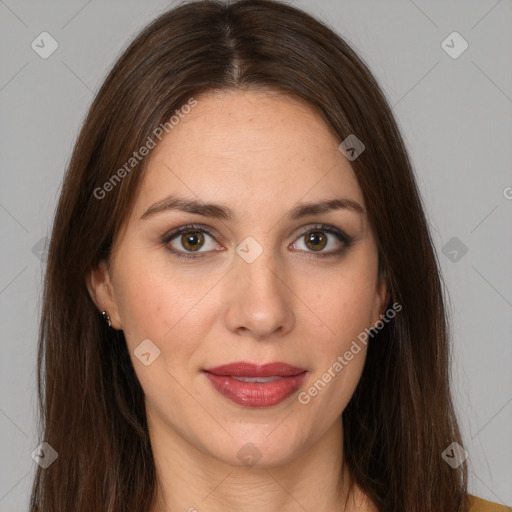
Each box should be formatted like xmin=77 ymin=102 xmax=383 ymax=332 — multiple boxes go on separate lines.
xmin=30 ymin=1 xmax=468 ymax=510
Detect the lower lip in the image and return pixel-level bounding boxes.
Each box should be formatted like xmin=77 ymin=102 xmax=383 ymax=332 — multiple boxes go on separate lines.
xmin=203 ymin=371 xmax=308 ymax=407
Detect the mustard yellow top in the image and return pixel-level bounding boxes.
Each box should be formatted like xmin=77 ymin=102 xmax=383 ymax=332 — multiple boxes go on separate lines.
xmin=468 ymin=495 xmax=512 ymax=511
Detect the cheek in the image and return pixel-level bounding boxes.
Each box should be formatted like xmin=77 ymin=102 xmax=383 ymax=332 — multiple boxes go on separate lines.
xmin=308 ymin=280 xmax=373 ymax=383
xmin=112 ymin=250 xmax=219 ymax=366
xmin=295 ymin=254 xmax=377 ymax=407
xmin=114 ymin=269 xmax=172 ymax=345
xmin=113 ymin=277 xmax=167 ymax=398
xmin=302 ymin=262 xmax=378 ymax=343
xmin=296 ymin=275 xmax=373 ymax=425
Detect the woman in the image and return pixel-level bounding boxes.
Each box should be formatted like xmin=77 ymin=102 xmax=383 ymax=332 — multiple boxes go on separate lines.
xmin=29 ymin=1 xmax=510 ymax=511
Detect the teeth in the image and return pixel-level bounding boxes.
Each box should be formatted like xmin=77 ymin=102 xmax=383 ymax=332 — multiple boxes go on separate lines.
xmin=230 ymin=375 xmax=282 ymax=383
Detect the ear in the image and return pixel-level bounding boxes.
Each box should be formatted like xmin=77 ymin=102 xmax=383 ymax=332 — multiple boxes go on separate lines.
xmin=371 ymin=267 xmax=390 ymax=327
xmin=85 ymin=260 xmax=122 ymax=330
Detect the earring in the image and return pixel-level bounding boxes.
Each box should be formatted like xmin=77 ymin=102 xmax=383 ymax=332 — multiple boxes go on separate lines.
xmin=101 ymin=311 xmax=112 ymax=327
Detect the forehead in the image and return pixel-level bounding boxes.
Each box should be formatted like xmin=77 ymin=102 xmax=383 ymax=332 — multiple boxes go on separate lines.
xmin=134 ymin=89 xmax=365 ymax=222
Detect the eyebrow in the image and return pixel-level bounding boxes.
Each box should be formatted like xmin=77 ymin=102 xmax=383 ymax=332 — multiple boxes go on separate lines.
xmin=140 ymin=194 xmax=365 ymax=221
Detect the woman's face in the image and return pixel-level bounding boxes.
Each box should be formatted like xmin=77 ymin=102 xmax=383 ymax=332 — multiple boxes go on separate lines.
xmin=89 ymin=89 xmax=388 ymax=468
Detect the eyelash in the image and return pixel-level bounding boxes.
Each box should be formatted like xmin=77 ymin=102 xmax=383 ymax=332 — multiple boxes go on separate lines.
xmin=161 ymin=223 xmax=353 ymax=260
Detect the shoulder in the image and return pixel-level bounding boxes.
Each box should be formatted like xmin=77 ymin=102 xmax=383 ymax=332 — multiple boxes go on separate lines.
xmin=468 ymin=495 xmax=512 ymax=512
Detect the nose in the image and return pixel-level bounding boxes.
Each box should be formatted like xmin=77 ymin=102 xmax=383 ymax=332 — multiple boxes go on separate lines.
xmin=223 ymin=244 xmax=296 ymax=340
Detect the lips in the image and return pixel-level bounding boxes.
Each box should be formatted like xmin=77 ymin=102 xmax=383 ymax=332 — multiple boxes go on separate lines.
xmin=202 ymin=361 xmax=308 ymax=407
xmin=204 ymin=361 xmax=306 ymax=377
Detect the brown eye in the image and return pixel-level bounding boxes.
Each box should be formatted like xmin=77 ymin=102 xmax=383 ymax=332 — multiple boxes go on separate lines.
xmin=180 ymin=231 xmax=205 ymax=252
xmin=291 ymin=224 xmax=353 ymax=258
xmin=163 ymin=225 xmax=219 ymax=258
xmin=304 ymin=231 xmax=327 ymax=251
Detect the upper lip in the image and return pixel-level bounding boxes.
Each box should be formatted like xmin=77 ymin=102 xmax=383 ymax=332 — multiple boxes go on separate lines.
xmin=203 ymin=361 xmax=307 ymax=377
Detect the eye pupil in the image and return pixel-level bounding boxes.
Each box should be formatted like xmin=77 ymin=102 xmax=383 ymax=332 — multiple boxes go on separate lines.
xmin=182 ymin=231 xmax=204 ymax=251
xmin=305 ymin=231 xmax=327 ymax=251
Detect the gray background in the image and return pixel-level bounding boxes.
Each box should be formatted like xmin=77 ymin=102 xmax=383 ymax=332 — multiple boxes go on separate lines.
xmin=1 ymin=0 xmax=511 ymax=510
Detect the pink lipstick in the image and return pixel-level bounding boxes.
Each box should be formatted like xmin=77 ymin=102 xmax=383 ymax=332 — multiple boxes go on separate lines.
xmin=202 ymin=361 xmax=308 ymax=407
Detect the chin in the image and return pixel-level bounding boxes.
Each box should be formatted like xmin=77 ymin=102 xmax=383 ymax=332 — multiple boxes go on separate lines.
xmin=200 ymin=427 xmax=309 ymax=469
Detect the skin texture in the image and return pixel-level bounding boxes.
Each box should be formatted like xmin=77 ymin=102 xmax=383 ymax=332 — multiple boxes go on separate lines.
xmin=87 ymin=89 xmax=387 ymax=512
